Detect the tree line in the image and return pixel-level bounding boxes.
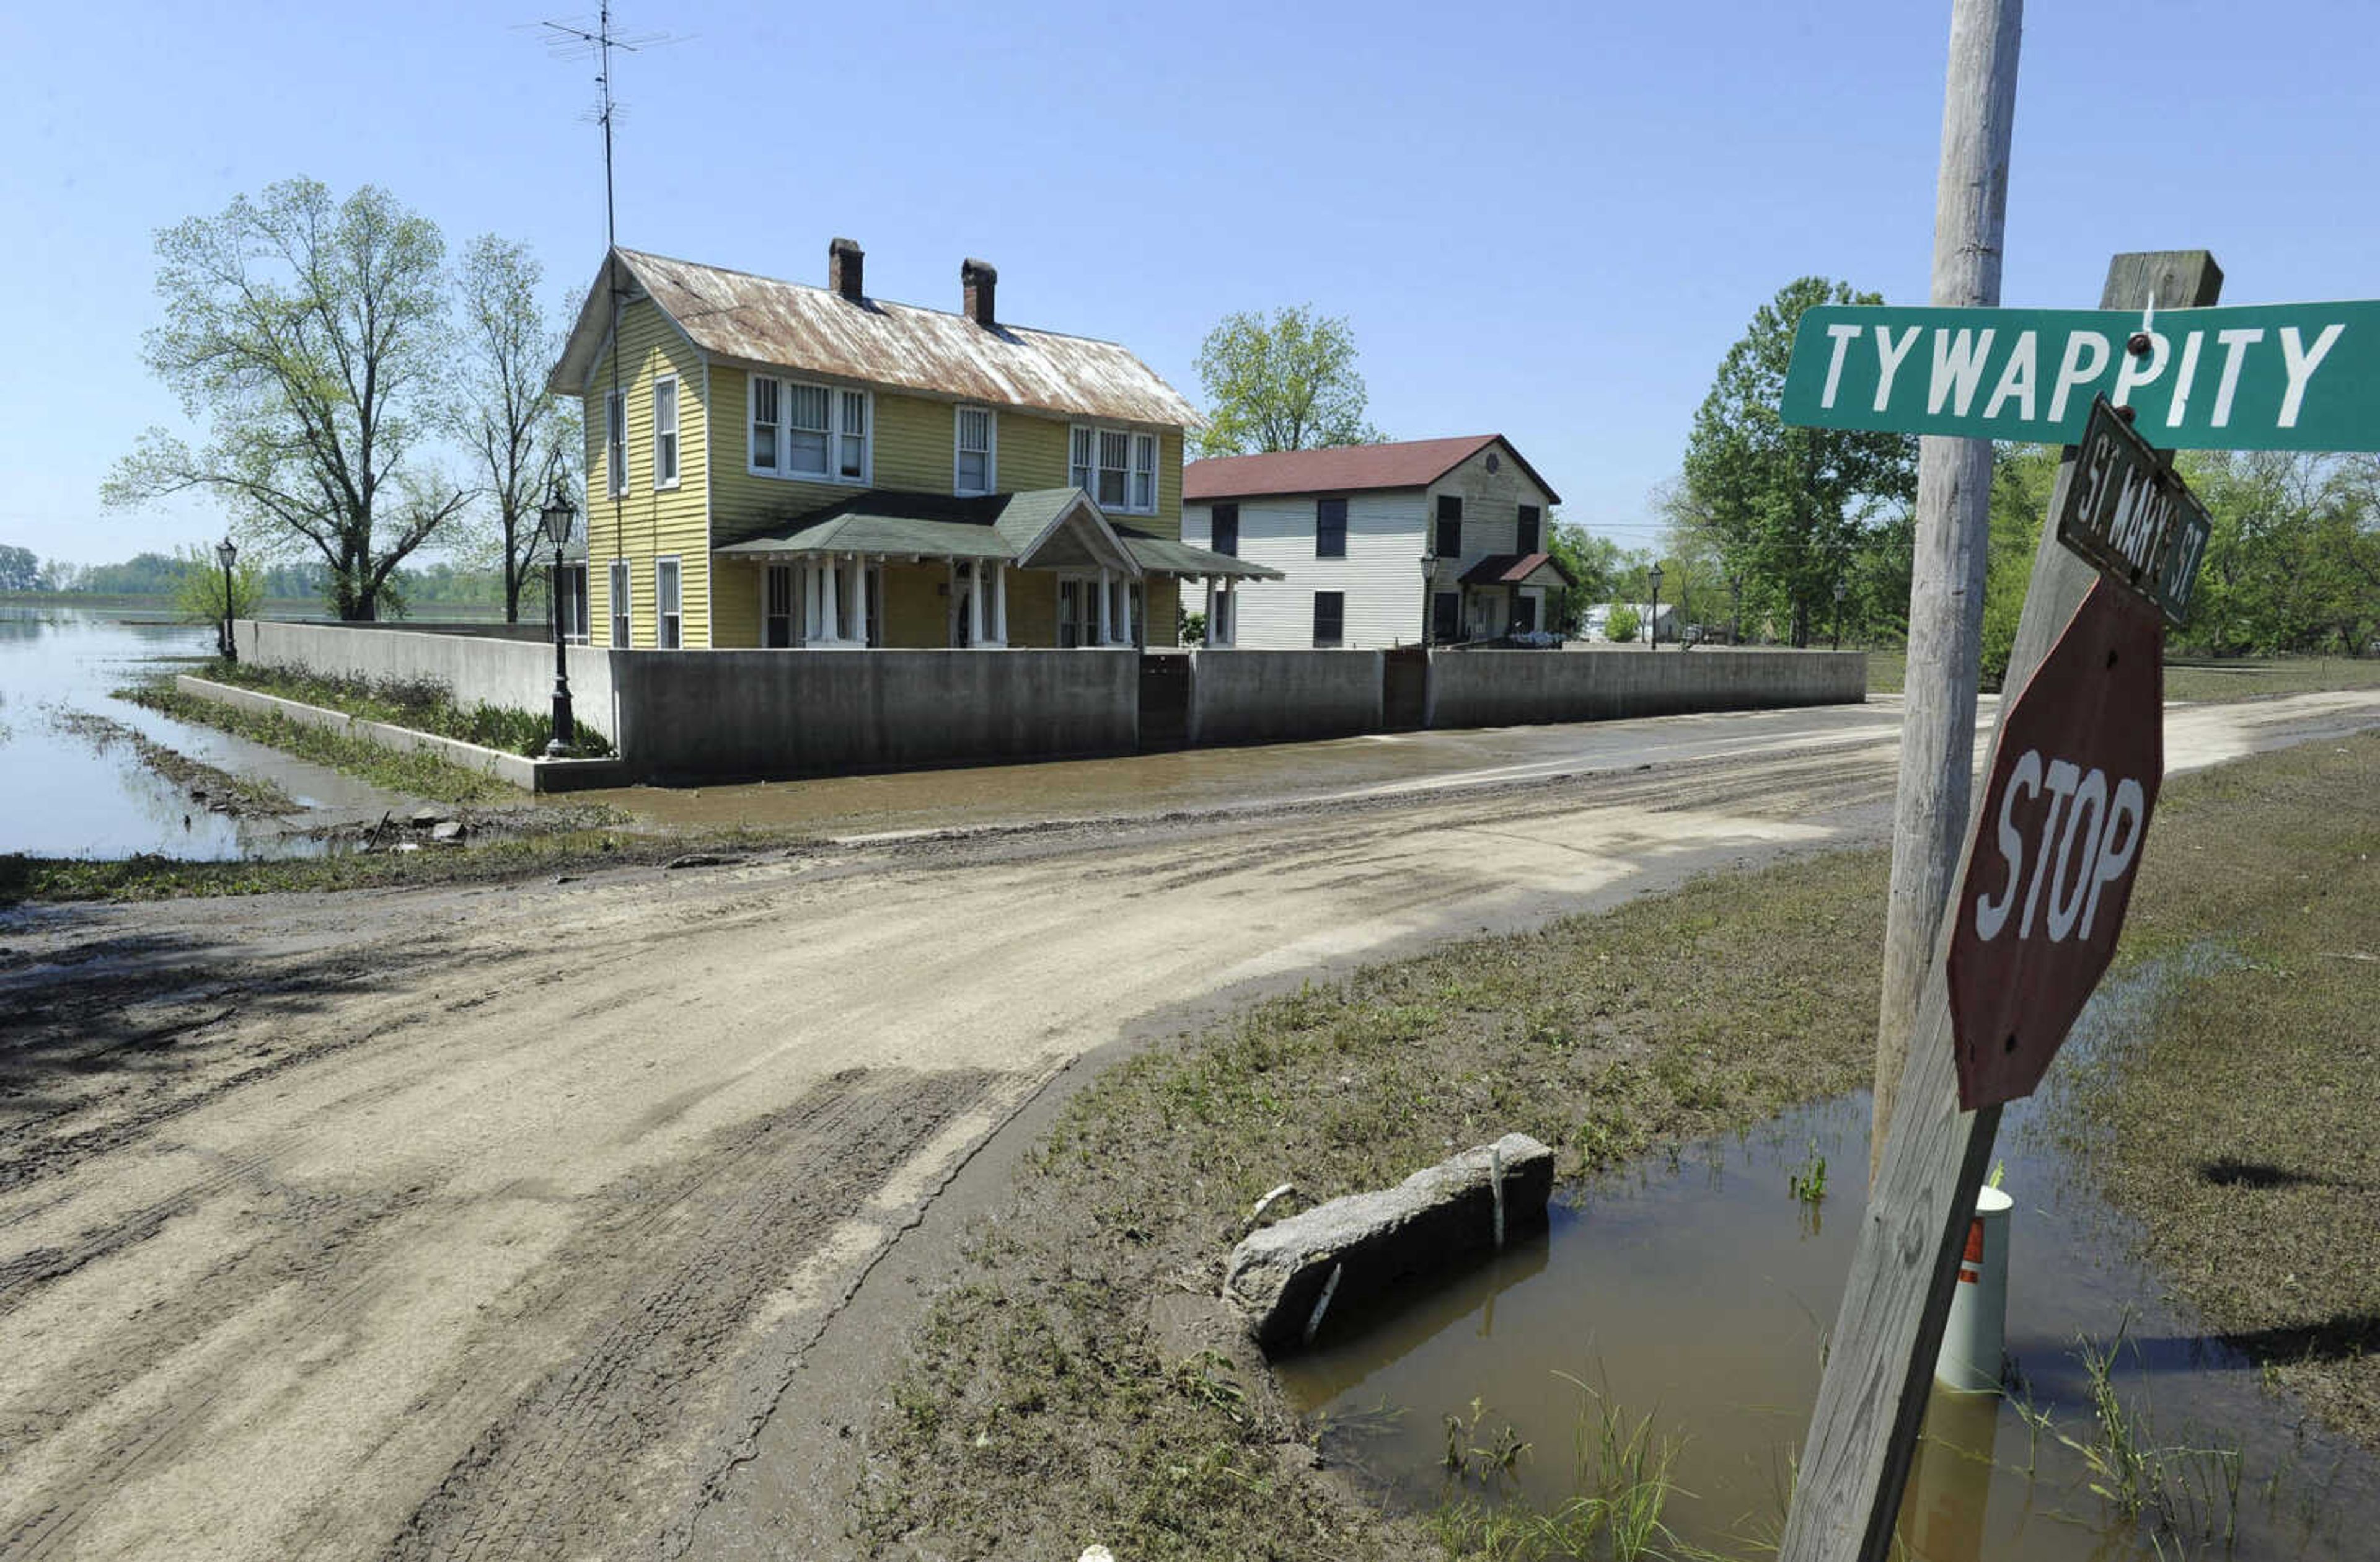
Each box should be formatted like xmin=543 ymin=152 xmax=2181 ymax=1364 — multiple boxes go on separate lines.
xmin=1 ymin=546 xmax=528 ymax=611
xmin=101 ymin=177 xmax=577 ymax=623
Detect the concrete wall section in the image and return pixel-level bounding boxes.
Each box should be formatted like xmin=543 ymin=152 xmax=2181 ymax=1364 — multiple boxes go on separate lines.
xmin=613 ymin=648 xmax=1137 ymax=780
xmin=238 ymin=620 xmax=622 ymax=743
xmin=1427 ymin=648 xmax=1866 ymax=730
xmin=1188 ymin=650 xmax=1383 ymax=746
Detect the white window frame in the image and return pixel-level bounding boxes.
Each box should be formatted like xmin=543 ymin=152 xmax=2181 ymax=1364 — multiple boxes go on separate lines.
xmin=605 ymin=389 xmax=628 ymax=496
xmin=1068 ymin=423 xmax=1159 ymax=515
xmin=609 ymin=557 xmax=631 ymax=647
xmin=655 ymin=555 xmax=682 ymax=649
xmin=954 ymin=405 xmax=997 ymax=495
xmin=749 ymin=373 xmax=871 ymax=484
xmin=652 ymin=375 xmax=680 ymax=490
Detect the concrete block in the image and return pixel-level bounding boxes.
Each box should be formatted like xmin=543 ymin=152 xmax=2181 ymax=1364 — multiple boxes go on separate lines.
xmin=1223 ymin=1132 xmax=1554 ymax=1353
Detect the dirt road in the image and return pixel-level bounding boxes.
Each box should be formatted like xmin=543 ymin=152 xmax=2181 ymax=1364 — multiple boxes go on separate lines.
xmin=4 ymin=691 xmax=2376 ymax=1560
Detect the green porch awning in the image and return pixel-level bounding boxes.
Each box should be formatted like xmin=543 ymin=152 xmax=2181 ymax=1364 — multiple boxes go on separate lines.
xmin=1113 ymin=525 xmax=1284 ymax=580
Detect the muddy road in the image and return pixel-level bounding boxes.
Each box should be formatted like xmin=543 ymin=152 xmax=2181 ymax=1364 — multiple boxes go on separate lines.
xmin=4 ymin=692 xmax=2376 ymax=1560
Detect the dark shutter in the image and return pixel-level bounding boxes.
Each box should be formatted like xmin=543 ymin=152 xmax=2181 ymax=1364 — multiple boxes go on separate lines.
xmin=1313 ymin=591 xmax=1345 ymax=647
xmin=1435 ymin=495 xmax=1462 ymax=556
xmin=1211 ymin=502 xmax=1239 ymax=557
xmin=1316 ymin=497 xmax=1347 ymax=558
xmin=1517 ymin=505 xmax=1541 ymax=554
xmin=1432 ymin=591 xmax=1461 ymax=643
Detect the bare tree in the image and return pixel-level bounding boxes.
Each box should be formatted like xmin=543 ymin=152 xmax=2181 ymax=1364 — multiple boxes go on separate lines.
xmin=452 ymin=236 xmax=579 ymax=622
xmin=103 ymin=178 xmax=467 ymax=620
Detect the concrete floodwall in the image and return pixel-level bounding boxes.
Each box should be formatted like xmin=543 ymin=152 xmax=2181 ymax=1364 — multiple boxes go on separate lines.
xmin=1426 ymin=648 xmax=1866 ymax=730
xmin=237 ymin=620 xmax=620 ymax=742
xmin=612 ymin=648 xmax=1138 ymax=780
xmin=1188 ymin=650 xmax=1384 ymax=746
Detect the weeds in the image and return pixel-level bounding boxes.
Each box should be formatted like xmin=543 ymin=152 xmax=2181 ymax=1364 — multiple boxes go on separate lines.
xmin=2049 ymin=1314 xmax=2244 ymax=1546
xmin=1431 ymin=1376 xmax=1695 ymax=1561
xmin=1444 ymin=1397 xmax=1533 ymax=1483
xmin=175 ymin=660 xmax=611 ymax=758
xmin=1785 ymin=1139 xmax=1828 ymax=1206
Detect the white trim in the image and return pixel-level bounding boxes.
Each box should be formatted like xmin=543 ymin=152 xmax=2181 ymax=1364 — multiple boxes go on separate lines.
xmin=652 ymin=374 xmax=681 ymax=490
xmin=604 ymin=388 xmax=628 ymax=497
xmin=609 ymin=557 xmax=632 ymax=648
xmin=1005 ymin=490 xmax=1141 ymax=576
xmin=953 ymin=404 xmax=997 ymax=496
xmin=655 ymin=554 xmax=683 ymax=649
xmin=747 ymin=372 xmax=872 ymax=485
xmin=1069 ymin=421 xmax=1160 ymax=516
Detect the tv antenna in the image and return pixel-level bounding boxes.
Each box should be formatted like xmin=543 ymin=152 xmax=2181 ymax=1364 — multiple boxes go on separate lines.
xmin=534 ymin=5 xmax=678 ymax=250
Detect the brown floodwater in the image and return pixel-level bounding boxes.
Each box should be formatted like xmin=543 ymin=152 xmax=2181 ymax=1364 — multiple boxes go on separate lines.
xmin=1276 ymin=954 xmax=2380 ymax=1560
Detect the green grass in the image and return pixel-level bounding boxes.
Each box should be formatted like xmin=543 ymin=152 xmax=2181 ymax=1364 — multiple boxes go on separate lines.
xmin=856 ymin=731 xmax=2380 ymax=1558
xmin=118 ymin=676 xmax=520 ymax=806
xmin=1867 ymin=647 xmax=2380 ymax=703
xmin=196 ymin=660 xmax=611 ymax=758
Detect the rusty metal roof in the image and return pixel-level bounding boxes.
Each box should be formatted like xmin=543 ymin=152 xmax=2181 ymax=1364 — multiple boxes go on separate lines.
xmin=552 ymin=249 xmax=1201 ymax=430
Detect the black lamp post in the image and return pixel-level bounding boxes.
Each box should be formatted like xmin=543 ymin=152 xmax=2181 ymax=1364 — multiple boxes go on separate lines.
xmin=1833 ymin=576 xmax=1849 ymax=650
xmin=215 ymin=537 xmax=239 ymax=663
xmin=540 ymin=482 xmax=579 ymax=757
xmin=1647 ymin=563 xmax=1664 ymax=648
xmin=1419 ymin=545 xmax=1437 ymax=648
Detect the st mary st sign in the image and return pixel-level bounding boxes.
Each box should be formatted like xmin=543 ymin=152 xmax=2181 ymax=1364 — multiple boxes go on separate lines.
xmin=1780 ymin=299 xmax=2380 ymax=451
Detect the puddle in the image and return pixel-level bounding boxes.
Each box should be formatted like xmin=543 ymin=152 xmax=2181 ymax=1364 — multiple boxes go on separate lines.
xmin=0 ymin=606 xmax=415 ymax=858
xmin=1278 ymin=951 xmax=2380 ymax=1558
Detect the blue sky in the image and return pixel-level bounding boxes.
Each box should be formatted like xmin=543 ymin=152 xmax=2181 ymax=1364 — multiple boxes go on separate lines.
xmin=4 ymin=0 xmax=2376 ymax=567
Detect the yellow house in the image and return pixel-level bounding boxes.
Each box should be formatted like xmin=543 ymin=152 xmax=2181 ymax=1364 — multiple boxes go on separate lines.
xmin=548 ymin=241 xmax=1275 ymax=651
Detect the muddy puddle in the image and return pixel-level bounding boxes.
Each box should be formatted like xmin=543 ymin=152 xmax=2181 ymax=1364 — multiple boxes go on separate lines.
xmin=0 ymin=606 xmax=415 ymax=858
xmin=1279 ymin=953 xmax=2380 ymax=1559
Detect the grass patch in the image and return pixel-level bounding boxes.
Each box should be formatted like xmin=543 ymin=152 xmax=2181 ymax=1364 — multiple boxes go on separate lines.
xmin=197 ymin=659 xmax=612 ymax=759
xmin=1864 ymin=649 xmax=1906 ymax=695
xmin=0 ymin=824 xmax=801 ymax=906
xmin=2161 ymin=655 xmax=2380 ymax=703
xmin=47 ymin=707 xmax=297 ymax=816
xmin=858 ymin=730 xmax=2380 ymax=1558
xmin=120 ymin=674 xmax=521 ymax=807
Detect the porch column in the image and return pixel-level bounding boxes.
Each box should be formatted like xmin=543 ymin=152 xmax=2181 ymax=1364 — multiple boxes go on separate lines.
xmin=1203 ymin=577 xmax=1217 ymax=648
xmin=1222 ymin=580 xmax=1236 ymax=646
xmin=991 ymin=562 xmax=1008 ymax=646
xmin=1097 ymin=567 xmax=1113 ymax=645
xmin=848 ymin=555 xmax=869 ymax=646
xmin=803 ymin=563 xmax=822 ymax=642
xmin=948 ymin=558 xmax=961 ymax=645
xmin=1121 ymin=578 xmax=1136 ymax=648
xmin=821 ymin=556 xmax=842 ymax=642
xmin=967 ymin=560 xmax=986 ymax=646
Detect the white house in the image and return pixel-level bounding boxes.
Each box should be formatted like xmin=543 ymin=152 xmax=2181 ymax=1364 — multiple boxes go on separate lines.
xmin=1179 ymin=435 xmax=1572 ymax=650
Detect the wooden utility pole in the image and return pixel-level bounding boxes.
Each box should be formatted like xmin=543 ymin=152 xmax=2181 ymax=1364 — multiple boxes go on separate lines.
xmin=1872 ymin=0 xmax=2024 ymax=1184
xmin=1779 ymin=250 xmax=2221 ymax=1562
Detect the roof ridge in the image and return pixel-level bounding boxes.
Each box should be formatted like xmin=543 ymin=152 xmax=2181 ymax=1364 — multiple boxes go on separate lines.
xmin=615 ymin=245 xmax=1134 ymax=351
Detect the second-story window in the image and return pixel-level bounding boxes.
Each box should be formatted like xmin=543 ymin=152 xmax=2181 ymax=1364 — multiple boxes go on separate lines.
xmin=605 ymin=389 xmax=627 ymax=496
xmin=956 ymin=407 xmax=995 ymax=494
xmin=653 ymin=377 xmax=679 ymax=488
xmin=1316 ymin=496 xmax=1347 ymax=558
xmin=1210 ymin=502 xmax=1239 ymax=557
xmin=1070 ymin=425 xmax=1158 ymax=514
xmin=751 ymin=375 xmax=870 ymax=482
xmin=1435 ymin=494 xmax=1463 ymax=556
xmin=1517 ymin=503 xmax=1541 ymax=554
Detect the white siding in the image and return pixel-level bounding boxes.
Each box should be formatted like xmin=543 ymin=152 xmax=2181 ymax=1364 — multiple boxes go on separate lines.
xmin=1182 ymin=493 xmax=1429 ymax=648
xmin=1422 ymin=441 xmax=1558 ymax=642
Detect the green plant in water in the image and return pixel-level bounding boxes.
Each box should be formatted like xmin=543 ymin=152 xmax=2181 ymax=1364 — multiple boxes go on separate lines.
xmin=1787 ymin=1139 xmax=1828 ymax=1206
xmin=2051 ymin=1312 xmax=2244 ymax=1546
xmin=1432 ymin=1375 xmax=1695 ymax=1561
xmin=1443 ymin=1396 xmax=1532 ymax=1485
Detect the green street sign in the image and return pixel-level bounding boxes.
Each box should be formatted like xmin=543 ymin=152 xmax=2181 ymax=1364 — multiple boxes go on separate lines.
xmin=1781 ymin=301 xmax=2380 ymax=451
xmin=2056 ymin=397 xmax=2211 ymax=625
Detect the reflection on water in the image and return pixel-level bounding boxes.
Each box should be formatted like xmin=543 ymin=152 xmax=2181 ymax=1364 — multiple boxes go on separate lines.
xmin=0 ymin=606 xmax=403 ymax=859
xmin=1279 ymin=957 xmax=2379 ymax=1559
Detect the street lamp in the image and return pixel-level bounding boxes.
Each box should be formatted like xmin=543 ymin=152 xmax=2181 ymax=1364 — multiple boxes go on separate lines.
xmin=215 ymin=537 xmax=238 ymax=663
xmin=1833 ymin=576 xmax=1849 ymax=651
xmin=540 ymin=482 xmax=579 ymax=757
xmin=1647 ymin=563 xmax=1664 ymax=648
xmin=1419 ymin=546 xmax=1437 ymax=648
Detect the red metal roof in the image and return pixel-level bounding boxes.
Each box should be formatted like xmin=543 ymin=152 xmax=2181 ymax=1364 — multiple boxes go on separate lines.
xmin=1457 ymin=552 xmax=1576 ymax=586
xmin=1184 ymin=435 xmax=1561 ymax=505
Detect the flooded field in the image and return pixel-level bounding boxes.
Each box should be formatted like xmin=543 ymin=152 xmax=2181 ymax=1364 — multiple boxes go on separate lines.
xmin=1278 ymin=958 xmax=2380 ymax=1560
xmin=0 ymin=605 xmax=410 ymax=859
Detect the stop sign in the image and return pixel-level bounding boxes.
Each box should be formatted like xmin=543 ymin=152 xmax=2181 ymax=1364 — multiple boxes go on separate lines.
xmin=1946 ymin=581 xmax=2166 ymax=1109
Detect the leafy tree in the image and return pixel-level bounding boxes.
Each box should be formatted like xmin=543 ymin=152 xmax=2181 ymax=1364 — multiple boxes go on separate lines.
xmin=2179 ymin=451 xmax=2379 ymax=657
xmin=1192 ymin=305 xmax=1384 ymax=457
xmin=1977 ymin=444 xmax=2058 ymax=686
xmin=1546 ymin=520 xmax=1626 ymax=630
xmin=0 ymin=545 xmax=40 ymax=593
xmin=1603 ymin=604 xmax=1642 ymax=644
xmin=1681 ymin=278 xmax=1918 ymax=645
xmin=171 ymin=542 xmax=265 ymax=639
xmin=451 ymin=235 xmax=580 ymax=622
xmin=103 ymin=177 xmax=469 ymax=621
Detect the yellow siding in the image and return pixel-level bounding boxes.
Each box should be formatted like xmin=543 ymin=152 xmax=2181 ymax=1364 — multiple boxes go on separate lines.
xmin=713 ymin=557 xmax=764 ymax=648
xmin=584 ymin=297 xmax=710 ymax=647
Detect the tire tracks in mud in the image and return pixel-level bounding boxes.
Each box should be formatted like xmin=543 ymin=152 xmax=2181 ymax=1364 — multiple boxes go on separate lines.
xmin=380 ymin=1065 xmax=1003 ymax=1562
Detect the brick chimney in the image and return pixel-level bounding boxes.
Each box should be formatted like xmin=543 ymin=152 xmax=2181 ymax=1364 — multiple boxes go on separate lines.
xmin=828 ymin=237 xmax=863 ymax=302
xmin=961 ymin=258 xmax=997 ymax=327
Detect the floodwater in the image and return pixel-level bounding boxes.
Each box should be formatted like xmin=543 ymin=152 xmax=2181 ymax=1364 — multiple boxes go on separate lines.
xmin=0 ymin=605 xmax=410 ymax=859
xmin=1278 ymin=953 xmax=2380 ymax=1560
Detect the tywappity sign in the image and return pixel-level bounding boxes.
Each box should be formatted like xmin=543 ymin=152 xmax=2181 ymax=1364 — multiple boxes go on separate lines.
xmin=1780 ymin=300 xmax=2380 ymax=451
